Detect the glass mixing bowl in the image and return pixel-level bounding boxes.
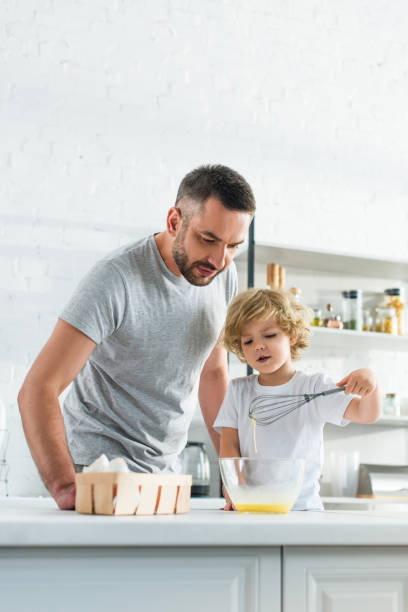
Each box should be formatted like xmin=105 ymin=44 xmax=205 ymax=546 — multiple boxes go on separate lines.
xmin=219 ymin=457 xmax=305 ymax=513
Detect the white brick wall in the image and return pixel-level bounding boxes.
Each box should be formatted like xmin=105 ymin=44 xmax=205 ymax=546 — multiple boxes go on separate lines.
xmin=1 ymin=1 xmax=407 ymax=496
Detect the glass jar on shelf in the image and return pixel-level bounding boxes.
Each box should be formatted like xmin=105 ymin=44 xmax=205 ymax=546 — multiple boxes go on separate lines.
xmin=383 ymin=393 xmax=400 ymax=417
xmin=289 ymin=287 xmax=302 ymax=304
xmin=341 ymin=291 xmax=350 ymax=329
xmin=348 ymin=290 xmax=362 ymax=331
xmin=362 ymin=309 xmax=374 ymax=332
xmin=311 ymin=307 xmax=322 ymax=327
xmin=323 ymin=304 xmax=343 ymax=329
xmin=384 ymin=288 xmax=405 ymax=336
xmin=400 ymin=398 xmax=408 ymax=417
xmin=375 ymin=306 xmax=386 ymax=333
xmin=383 ymin=306 xmax=397 ymax=335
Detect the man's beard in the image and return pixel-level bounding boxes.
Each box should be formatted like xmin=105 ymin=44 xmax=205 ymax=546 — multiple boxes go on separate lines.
xmin=172 ymin=235 xmax=223 ymax=286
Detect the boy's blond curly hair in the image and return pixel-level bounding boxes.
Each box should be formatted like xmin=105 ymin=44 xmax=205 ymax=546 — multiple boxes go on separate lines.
xmin=224 ymin=288 xmax=313 ymax=362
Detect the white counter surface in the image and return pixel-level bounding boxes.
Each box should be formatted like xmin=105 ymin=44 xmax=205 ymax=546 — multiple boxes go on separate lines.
xmin=2 ymin=496 xmax=408 ymax=547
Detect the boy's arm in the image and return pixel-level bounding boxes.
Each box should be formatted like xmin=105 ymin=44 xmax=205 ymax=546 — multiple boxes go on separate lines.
xmin=220 ymin=427 xmax=241 ymax=457
xmin=219 ymin=427 xmax=240 ymax=511
xmin=339 ymin=369 xmax=382 ymax=424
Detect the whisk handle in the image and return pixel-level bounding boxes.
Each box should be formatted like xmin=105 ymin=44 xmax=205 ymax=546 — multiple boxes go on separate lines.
xmin=320 ymin=385 xmax=346 ymax=397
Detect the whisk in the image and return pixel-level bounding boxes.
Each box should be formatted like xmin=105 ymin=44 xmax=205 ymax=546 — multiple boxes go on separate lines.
xmin=249 ymin=386 xmax=347 ymax=426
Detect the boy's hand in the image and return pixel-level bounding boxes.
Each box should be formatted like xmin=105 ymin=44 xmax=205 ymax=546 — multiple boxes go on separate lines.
xmin=221 ymin=485 xmax=237 ymax=511
xmin=337 ymin=368 xmax=377 ymax=397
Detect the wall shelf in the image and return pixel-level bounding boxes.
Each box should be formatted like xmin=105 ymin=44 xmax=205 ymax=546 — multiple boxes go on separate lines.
xmin=237 ymin=241 xmax=408 ymax=280
xmin=374 ymin=416 xmax=408 ymax=427
xmin=310 ymin=326 xmax=408 ymax=352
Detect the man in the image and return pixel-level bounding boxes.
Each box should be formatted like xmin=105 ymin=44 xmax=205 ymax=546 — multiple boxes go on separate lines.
xmin=18 ymin=164 xmax=255 ymax=509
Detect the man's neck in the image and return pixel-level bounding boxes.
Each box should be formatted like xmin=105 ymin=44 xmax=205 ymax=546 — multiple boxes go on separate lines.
xmin=154 ymin=232 xmax=182 ymax=277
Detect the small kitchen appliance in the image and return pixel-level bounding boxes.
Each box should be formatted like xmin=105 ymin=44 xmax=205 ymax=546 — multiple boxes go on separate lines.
xmin=180 ymin=442 xmax=211 ymax=497
xmin=358 ymin=464 xmax=408 ymax=499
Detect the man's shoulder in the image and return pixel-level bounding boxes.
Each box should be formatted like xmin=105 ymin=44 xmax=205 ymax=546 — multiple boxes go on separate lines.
xmin=101 ymin=235 xmax=153 ymax=267
xmin=91 ymin=236 xmax=159 ymax=283
xmin=224 ymin=260 xmax=237 ymax=283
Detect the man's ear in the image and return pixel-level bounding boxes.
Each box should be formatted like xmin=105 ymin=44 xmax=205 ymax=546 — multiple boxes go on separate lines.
xmin=166 ymin=206 xmax=182 ymax=237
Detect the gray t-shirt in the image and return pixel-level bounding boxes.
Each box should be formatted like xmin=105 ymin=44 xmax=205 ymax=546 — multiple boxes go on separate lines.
xmin=60 ymin=235 xmax=237 ymax=473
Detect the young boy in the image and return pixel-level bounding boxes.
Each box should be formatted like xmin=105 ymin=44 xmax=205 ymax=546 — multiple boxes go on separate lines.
xmin=214 ymin=288 xmax=381 ymax=511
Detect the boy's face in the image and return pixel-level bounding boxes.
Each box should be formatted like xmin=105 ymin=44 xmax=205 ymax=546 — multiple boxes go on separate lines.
xmin=240 ymin=317 xmax=296 ymax=378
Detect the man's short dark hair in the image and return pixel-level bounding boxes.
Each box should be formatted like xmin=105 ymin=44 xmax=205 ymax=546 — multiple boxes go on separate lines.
xmin=175 ymin=164 xmax=256 ymax=214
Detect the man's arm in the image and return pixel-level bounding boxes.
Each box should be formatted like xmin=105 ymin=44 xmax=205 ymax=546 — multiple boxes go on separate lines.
xmin=18 ymin=319 xmax=96 ymax=509
xmin=198 ymin=333 xmax=229 ymax=455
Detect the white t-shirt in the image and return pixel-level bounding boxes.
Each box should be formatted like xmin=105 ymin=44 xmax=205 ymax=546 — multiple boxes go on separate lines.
xmin=214 ymin=371 xmax=352 ymax=510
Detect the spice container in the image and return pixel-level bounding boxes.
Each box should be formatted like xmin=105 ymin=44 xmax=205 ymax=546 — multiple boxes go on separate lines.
xmin=348 ymin=290 xmax=362 ymax=331
xmin=266 ymin=263 xmax=286 ymax=289
xmin=375 ymin=306 xmax=386 ymax=333
xmin=342 ymin=291 xmax=350 ymax=329
xmin=311 ymin=308 xmax=322 ymax=327
xmin=349 ymin=290 xmax=362 ymax=331
xmin=323 ymin=304 xmax=343 ymax=329
xmin=385 ymin=288 xmax=405 ymax=336
xmin=362 ymin=309 xmax=374 ymax=332
xmin=383 ymin=393 xmax=400 ymax=417
xmin=400 ymin=398 xmax=408 ymax=417
xmin=266 ymin=263 xmax=280 ymax=288
xmin=279 ymin=266 xmax=286 ymax=289
xmin=383 ymin=306 xmax=397 ymax=335
xmin=289 ymin=287 xmax=302 ymax=303
xmin=341 ymin=290 xmax=362 ymax=330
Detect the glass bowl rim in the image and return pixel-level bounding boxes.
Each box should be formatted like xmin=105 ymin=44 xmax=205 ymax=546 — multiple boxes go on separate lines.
xmin=219 ymin=456 xmax=305 ymax=464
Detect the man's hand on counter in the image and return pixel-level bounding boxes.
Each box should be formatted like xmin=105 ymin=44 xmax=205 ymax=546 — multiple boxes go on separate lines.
xmin=54 ymin=483 xmax=76 ymax=510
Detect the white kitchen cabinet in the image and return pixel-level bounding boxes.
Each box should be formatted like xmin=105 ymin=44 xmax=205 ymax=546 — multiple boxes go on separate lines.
xmin=283 ymin=546 xmax=408 ymax=612
xmin=0 ymin=547 xmax=281 ymax=612
xmin=6 ymin=499 xmax=408 ymax=612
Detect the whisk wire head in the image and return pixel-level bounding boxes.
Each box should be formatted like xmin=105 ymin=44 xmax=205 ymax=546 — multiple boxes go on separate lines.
xmin=249 ymin=394 xmax=310 ymax=425
xmin=248 ymin=387 xmax=346 ymax=426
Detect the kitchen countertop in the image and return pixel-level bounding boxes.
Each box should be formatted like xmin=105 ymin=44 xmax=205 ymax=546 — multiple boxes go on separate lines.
xmin=2 ymin=496 xmax=408 ymax=547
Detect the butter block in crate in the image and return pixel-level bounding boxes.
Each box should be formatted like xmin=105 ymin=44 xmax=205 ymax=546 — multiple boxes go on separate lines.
xmin=75 ymin=472 xmax=192 ymax=516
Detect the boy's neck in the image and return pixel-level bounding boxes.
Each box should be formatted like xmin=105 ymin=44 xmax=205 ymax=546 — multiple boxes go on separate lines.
xmin=258 ymin=367 xmax=296 ymax=387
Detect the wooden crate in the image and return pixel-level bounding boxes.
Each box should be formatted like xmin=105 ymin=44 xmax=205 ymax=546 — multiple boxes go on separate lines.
xmin=75 ymin=472 xmax=192 ymax=516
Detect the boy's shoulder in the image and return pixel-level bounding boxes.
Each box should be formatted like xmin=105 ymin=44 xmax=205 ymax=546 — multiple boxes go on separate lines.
xmin=229 ymin=374 xmax=258 ymax=390
xmin=294 ymin=370 xmax=335 ymax=392
xmin=228 ymin=372 xmax=335 ymax=393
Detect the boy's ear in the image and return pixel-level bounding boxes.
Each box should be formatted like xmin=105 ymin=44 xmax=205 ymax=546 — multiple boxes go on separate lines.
xmin=289 ymin=336 xmax=298 ymax=346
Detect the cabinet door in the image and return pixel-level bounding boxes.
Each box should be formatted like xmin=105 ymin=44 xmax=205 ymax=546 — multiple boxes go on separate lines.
xmin=0 ymin=546 xmax=281 ymax=612
xmin=283 ymin=546 xmax=408 ymax=612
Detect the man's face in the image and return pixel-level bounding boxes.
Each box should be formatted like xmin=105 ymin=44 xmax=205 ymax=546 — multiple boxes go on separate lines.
xmin=172 ymin=197 xmax=251 ymax=286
